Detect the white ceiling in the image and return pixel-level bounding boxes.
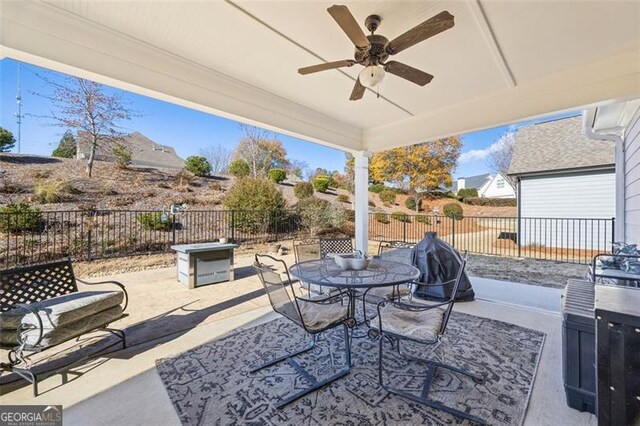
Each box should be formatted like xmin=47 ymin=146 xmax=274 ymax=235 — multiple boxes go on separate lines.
xmin=1 ymin=1 xmax=639 ymax=152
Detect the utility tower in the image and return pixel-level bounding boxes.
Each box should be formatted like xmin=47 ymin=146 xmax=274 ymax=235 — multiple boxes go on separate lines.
xmin=15 ymin=62 xmax=23 ymax=153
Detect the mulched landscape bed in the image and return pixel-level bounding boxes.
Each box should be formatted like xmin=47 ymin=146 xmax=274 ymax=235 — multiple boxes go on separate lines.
xmin=467 ymin=254 xmax=589 ymax=288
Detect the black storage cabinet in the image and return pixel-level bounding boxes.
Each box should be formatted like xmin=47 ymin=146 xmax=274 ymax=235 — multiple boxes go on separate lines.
xmin=562 ymin=279 xmax=596 ymax=413
xmin=595 ymin=285 xmax=640 ymax=425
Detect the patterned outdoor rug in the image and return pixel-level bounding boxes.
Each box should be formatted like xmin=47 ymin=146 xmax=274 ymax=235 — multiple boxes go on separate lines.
xmin=156 ymin=312 xmax=545 ymax=425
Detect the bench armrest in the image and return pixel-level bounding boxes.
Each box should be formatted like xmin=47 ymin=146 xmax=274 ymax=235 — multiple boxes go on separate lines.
xmin=14 ymin=303 xmax=44 ymax=349
xmin=76 ymin=278 xmax=129 ymax=312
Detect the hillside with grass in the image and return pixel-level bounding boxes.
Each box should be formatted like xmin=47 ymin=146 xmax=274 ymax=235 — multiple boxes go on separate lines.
xmin=0 ymin=153 xmax=516 ymax=218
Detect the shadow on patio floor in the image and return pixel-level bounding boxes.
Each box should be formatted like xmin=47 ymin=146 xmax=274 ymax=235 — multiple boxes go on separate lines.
xmin=0 ymin=283 xmax=267 ymax=395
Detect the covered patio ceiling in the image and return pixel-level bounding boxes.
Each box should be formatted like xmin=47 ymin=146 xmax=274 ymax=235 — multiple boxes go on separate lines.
xmin=1 ymin=1 xmax=639 ymax=153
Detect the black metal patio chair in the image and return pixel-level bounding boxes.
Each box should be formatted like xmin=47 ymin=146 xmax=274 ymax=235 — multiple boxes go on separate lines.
xmin=361 ymin=241 xmax=416 ymax=324
xmin=293 ymin=238 xmax=333 ymax=295
xmin=371 ymin=252 xmax=487 ymax=424
xmin=250 ymin=254 xmax=353 ymax=409
xmin=319 ymin=237 xmax=353 ymax=259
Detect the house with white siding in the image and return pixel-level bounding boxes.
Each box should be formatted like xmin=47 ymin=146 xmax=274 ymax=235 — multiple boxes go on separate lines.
xmin=509 ymin=115 xmax=616 ymax=249
xmin=446 ymin=172 xmax=516 ymax=198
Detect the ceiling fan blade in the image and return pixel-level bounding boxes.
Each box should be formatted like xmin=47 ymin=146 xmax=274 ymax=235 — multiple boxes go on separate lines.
xmin=384 ymin=61 xmax=434 ymax=86
xmin=386 ymin=11 xmax=454 ymax=55
xmin=298 ymin=60 xmax=356 ymax=75
xmin=327 ymin=5 xmax=370 ymax=50
xmin=349 ymin=78 xmax=366 ymax=101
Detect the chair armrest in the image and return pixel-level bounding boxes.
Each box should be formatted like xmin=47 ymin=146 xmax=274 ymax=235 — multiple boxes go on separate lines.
xmin=296 ymin=291 xmax=348 ymax=306
xmin=76 ymin=278 xmax=129 ymax=312
xmin=393 ymin=299 xmax=451 ymax=311
xmin=14 ymin=303 xmax=44 ymax=349
xmin=411 ymin=279 xmax=455 ymax=288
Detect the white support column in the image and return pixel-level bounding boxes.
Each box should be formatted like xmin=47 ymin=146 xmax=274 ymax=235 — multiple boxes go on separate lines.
xmin=354 ymin=151 xmax=369 ymax=254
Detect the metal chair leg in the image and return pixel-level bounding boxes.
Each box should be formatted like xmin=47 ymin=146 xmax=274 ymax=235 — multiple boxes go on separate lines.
xmin=248 ymin=334 xmax=316 ymax=373
xmin=378 ymin=337 xmax=486 ymax=425
xmin=396 ymin=341 xmax=484 ymax=383
xmin=250 ymin=324 xmax=352 ymax=409
xmin=274 ymin=324 xmax=351 ymax=409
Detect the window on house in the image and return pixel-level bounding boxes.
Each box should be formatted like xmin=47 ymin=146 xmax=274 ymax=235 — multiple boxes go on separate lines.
xmin=496 ymin=178 xmax=505 ymax=189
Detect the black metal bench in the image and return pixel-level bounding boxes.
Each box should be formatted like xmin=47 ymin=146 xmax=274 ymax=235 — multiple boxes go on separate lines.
xmin=0 ymin=258 xmax=128 ymax=396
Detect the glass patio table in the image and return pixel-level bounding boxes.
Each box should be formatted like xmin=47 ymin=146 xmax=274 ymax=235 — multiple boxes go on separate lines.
xmin=289 ymin=258 xmax=420 ymax=322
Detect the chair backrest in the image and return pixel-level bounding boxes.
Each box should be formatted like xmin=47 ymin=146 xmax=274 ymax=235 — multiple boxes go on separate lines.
xmin=319 ymin=238 xmax=353 ymax=258
xmin=378 ymin=241 xmax=416 ymax=264
xmin=439 ymin=251 xmax=468 ymax=335
xmin=253 ymin=254 xmax=303 ymax=327
xmin=293 ymin=238 xmax=321 ymax=263
xmin=0 ymin=258 xmax=78 ymax=312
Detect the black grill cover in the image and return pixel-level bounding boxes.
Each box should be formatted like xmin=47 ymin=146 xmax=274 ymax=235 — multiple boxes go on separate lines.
xmin=411 ymin=232 xmax=475 ymax=302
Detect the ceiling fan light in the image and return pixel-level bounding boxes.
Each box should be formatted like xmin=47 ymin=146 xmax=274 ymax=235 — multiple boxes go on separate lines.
xmin=359 ymin=65 xmax=385 ymax=89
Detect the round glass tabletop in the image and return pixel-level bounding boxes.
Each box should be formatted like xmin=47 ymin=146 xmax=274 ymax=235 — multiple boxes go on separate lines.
xmin=289 ymin=258 xmax=420 ymax=289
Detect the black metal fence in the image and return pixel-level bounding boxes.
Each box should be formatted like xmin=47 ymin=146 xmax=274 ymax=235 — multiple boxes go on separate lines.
xmin=368 ymin=213 xmax=614 ymax=264
xmin=0 ymin=209 xmax=302 ymax=268
xmin=0 ymin=209 xmax=614 ymax=268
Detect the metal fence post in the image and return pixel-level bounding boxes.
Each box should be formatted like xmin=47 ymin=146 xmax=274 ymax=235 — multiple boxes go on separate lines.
xmin=172 ymin=214 xmax=176 ymax=245
xmin=230 ymin=210 xmax=236 ymax=243
xmin=611 ymin=217 xmax=616 ymax=252
xmin=451 ymin=217 xmax=456 ymax=247
xmin=402 ymin=217 xmax=407 ymax=242
xmin=87 ymin=229 xmax=92 ymax=262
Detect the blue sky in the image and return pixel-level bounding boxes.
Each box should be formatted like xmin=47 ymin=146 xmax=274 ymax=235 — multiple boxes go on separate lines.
xmin=0 ymin=58 xmax=578 ymax=178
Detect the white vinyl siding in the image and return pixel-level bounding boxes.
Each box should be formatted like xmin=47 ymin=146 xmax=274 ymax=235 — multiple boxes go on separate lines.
xmin=520 ymin=172 xmax=615 ymax=218
xmin=519 ymin=171 xmax=615 ymax=250
xmin=480 ymin=174 xmax=516 ymax=198
xmin=624 ymin=107 xmax=640 ymax=243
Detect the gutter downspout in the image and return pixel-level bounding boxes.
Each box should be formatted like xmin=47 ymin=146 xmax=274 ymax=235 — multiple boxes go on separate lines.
xmin=582 ymin=109 xmax=624 ymax=243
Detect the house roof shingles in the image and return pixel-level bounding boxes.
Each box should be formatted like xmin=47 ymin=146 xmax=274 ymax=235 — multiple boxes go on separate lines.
xmin=508 ymin=115 xmax=614 ymax=176
xmin=444 ymin=173 xmax=491 ymax=193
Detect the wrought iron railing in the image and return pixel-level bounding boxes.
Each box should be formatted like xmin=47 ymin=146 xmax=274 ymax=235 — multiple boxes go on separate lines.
xmin=0 ymin=209 xmax=614 ymax=267
xmin=0 ymin=209 xmax=301 ymax=268
xmin=368 ymin=212 xmax=614 ymax=264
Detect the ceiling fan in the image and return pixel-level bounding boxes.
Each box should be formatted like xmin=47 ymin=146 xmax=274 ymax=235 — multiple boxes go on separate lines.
xmin=298 ymin=5 xmax=454 ymax=101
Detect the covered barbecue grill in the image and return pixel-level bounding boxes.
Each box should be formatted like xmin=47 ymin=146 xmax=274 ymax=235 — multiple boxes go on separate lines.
xmin=411 ymin=232 xmax=475 ymax=301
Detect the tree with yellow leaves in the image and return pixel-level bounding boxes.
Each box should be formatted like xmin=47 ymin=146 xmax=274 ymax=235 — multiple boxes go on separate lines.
xmin=369 ymin=137 xmax=461 ymax=211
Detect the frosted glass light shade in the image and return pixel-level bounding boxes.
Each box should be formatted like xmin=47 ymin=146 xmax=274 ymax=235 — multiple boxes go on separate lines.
xmin=358 ymin=65 xmax=385 ymax=88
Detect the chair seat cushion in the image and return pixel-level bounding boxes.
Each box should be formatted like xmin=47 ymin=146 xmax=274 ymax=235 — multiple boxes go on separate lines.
xmin=398 ymin=295 xmax=439 ymax=306
xmin=376 ymin=304 xmax=446 ymax=342
xmin=296 ymin=298 xmax=349 ymax=332
xmin=1 ymin=305 xmax=124 ymax=347
xmin=0 ymin=291 xmax=124 ymax=330
xmin=378 ymin=248 xmax=414 ymax=264
xmin=365 ymin=285 xmax=411 ymax=302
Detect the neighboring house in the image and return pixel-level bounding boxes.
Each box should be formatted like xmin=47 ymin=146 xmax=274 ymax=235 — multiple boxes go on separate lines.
xmin=76 ymin=131 xmax=185 ymax=169
xmin=445 ymin=172 xmax=516 ymax=198
xmin=509 ymin=115 xmax=615 ymax=249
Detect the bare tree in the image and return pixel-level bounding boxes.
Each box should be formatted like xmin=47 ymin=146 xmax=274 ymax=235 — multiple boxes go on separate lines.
xmin=287 ymin=158 xmax=310 ymax=181
xmin=234 ymin=124 xmax=288 ymax=177
xmin=37 ymin=75 xmax=132 ymax=177
xmin=200 ymin=143 xmax=232 ymax=175
xmin=487 ymin=131 xmax=516 ymax=175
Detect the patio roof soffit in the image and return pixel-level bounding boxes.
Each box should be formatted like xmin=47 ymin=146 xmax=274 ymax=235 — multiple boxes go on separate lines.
xmin=1 ymin=1 xmax=639 ymax=154
xmin=0 ymin=1 xmax=364 ymax=152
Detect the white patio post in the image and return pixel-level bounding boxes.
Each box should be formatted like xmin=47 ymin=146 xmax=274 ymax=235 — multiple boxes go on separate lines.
xmin=354 ymin=151 xmax=369 ymax=254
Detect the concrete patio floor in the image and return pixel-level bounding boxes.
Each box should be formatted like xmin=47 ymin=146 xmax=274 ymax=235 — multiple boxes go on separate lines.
xmin=0 ymin=253 xmax=595 ymax=426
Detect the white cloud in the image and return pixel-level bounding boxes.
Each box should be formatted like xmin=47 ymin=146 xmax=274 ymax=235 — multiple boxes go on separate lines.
xmin=458 ymin=131 xmax=515 ymax=164
xmin=459 ymin=141 xmax=501 ymax=164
